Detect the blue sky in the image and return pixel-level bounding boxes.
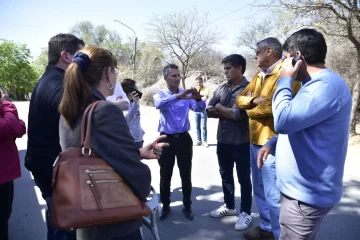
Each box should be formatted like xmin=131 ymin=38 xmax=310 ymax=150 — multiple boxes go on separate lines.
xmin=0 ymin=0 xmax=265 ymax=59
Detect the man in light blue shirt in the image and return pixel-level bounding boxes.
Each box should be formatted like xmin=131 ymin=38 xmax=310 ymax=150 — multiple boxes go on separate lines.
xmin=153 ymin=64 xmax=205 ymax=221
xmin=259 ymin=29 xmax=352 ymax=239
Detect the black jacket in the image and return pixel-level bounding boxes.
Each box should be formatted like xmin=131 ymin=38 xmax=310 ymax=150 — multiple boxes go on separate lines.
xmin=25 ymin=65 xmax=64 ymax=197
xmin=59 ymin=89 xmax=151 ymax=238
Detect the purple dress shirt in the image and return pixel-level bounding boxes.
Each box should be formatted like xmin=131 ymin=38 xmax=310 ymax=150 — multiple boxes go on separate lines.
xmin=153 ymin=89 xmax=206 ymax=134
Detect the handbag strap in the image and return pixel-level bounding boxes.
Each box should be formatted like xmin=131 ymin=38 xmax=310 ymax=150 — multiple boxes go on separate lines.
xmin=80 ymin=100 xmax=103 ymax=156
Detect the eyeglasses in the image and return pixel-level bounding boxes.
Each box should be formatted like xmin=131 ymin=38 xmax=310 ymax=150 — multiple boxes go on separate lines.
xmin=255 ymin=49 xmax=264 ymax=56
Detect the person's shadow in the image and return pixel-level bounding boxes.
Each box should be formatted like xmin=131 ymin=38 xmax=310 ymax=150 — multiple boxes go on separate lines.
xmin=9 ymin=149 xmax=47 ymax=240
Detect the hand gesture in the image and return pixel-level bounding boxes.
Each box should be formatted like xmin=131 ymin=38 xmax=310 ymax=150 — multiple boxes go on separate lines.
xmin=140 ymin=135 xmax=169 ymax=160
xmin=176 ymin=88 xmax=202 ymax=100
xmin=257 ymin=145 xmax=272 ymax=169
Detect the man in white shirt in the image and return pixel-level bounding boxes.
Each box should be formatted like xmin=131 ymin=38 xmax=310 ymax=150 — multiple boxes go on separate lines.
xmin=106 ymin=81 xmax=130 ymax=111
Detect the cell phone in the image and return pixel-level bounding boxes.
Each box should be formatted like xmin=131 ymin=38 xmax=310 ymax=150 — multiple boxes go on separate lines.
xmin=128 ymin=87 xmax=143 ymax=99
xmin=292 ymin=55 xmax=301 ymax=67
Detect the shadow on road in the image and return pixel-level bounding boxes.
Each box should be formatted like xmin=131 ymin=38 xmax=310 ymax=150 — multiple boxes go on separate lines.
xmin=318 ymin=178 xmax=360 ymax=239
xmin=143 ymin=185 xmax=260 ymax=240
xmin=9 ymin=149 xmax=47 ymax=240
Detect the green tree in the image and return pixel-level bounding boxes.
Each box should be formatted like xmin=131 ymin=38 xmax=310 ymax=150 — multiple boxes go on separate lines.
xmin=0 ymin=39 xmax=38 ymax=100
xmin=31 ymin=48 xmax=48 ymax=77
xmin=70 ymin=21 xmax=129 ymax=64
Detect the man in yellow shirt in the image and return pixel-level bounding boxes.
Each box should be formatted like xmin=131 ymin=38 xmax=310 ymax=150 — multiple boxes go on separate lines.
xmin=236 ymin=38 xmax=300 ymax=240
xmin=195 ymin=76 xmax=210 ymax=147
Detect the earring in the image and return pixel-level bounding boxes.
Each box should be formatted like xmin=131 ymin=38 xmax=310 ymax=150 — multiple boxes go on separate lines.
xmin=107 ymin=82 xmax=114 ymax=90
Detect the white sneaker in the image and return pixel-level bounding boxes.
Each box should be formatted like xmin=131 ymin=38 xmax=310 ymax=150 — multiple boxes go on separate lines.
xmin=203 ymin=142 xmax=209 ymax=147
xmin=235 ymin=212 xmax=252 ymax=231
xmin=210 ymin=204 xmax=236 ymax=218
xmin=196 ymin=141 xmax=202 ymax=146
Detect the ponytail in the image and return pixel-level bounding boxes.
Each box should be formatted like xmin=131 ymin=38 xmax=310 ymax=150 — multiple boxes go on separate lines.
xmin=59 ymin=47 xmax=118 ymax=126
xmin=59 ymin=63 xmax=92 ymax=126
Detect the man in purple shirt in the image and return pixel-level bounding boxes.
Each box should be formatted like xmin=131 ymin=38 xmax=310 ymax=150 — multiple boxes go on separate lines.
xmin=153 ymin=64 xmax=205 ymax=221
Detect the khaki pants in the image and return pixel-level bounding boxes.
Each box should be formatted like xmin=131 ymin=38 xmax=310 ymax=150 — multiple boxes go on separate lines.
xmin=279 ymin=193 xmax=332 ymax=240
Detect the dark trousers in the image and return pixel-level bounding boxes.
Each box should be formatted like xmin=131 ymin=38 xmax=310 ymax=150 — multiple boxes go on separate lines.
xmin=45 ymin=197 xmax=76 ymax=240
xmin=158 ymin=132 xmax=193 ymax=208
xmin=0 ymin=180 xmax=14 ymax=240
xmin=217 ymin=142 xmax=252 ymax=214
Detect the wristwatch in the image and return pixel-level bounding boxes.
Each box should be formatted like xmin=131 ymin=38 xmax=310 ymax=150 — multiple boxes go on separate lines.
xmin=249 ymin=97 xmax=256 ymax=108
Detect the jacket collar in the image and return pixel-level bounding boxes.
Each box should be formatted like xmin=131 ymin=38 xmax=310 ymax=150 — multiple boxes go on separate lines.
xmin=91 ymin=88 xmax=106 ymax=101
xmin=46 ymin=65 xmax=65 ymax=73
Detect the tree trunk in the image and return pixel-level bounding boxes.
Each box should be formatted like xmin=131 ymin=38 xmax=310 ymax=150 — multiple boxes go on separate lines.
xmin=181 ymin=71 xmax=186 ymax=89
xmin=350 ymin=78 xmax=360 ymax=134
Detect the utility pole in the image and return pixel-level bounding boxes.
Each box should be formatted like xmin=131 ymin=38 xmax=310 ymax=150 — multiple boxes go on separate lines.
xmin=114 ymin=19 xmax=137 ymax=78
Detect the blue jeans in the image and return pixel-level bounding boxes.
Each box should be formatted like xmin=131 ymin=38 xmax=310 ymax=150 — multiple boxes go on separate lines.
xmin=45 ymin=197 xmax=76 ymax=240
xmin=250 ymin=144 xmax=280 ymax=240
xmin=194 ymin=111 xmax=207 ymax=142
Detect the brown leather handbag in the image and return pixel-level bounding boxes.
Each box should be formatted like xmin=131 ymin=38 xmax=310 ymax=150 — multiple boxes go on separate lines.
xmin=51 ymin=100 xmax=151 ymax=229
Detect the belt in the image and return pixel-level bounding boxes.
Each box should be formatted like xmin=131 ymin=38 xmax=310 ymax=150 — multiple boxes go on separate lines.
xmin=160 ymin=132 xmax=188 ymax=138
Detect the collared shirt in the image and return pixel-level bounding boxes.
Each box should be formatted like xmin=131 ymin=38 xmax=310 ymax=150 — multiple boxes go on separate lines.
xmin=153 ymin=89 xmax=206 ymax=134
xmin=260 ymin=58 xmax=282 ymax=80
xmin=207 ymin=78 xmax=250 ymax=145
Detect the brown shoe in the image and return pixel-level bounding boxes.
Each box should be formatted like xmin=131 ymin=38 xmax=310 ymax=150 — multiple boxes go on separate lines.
xmin=243 ymin=226 xmax=275 ymax=240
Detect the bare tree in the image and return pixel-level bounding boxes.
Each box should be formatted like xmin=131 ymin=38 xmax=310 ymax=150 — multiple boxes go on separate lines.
xmin=237 ymin=10 xmax=303 ymax=56
xmin=147 ymin=7 xmax=221 ymax=88
xmin=259 ymin=0 xmax=360 ymax=134
xmin=189 ymin=48 xmax=225 ymax=79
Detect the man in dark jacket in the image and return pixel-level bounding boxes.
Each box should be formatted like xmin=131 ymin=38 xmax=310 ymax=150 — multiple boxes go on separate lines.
xmin=25 ymin=33 xmax=84 ymax=240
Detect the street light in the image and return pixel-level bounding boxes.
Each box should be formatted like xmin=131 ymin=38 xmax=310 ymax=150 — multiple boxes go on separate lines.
xmin=114 ymin=19 xmax=138 ymax=77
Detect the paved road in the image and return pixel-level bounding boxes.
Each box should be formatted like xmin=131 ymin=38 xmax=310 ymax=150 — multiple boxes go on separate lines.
xmin=9 ymin=102 xmax=360 ymax=240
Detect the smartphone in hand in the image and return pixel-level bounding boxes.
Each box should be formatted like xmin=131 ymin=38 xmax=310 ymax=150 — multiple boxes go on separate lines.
xmin=129 ymin=87 xmax=143 ymax=99
xmin=292 ymin=55 xmax=301 ymax=67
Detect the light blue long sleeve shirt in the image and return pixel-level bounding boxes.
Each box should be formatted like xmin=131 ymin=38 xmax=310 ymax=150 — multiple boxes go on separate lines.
xmin=272 ymin=69 xmax=352 ymax=208
xmin=153 ymin=89 xmax=206 ymax=134
xmin=124 ymin=101 xmax=144 ymax=142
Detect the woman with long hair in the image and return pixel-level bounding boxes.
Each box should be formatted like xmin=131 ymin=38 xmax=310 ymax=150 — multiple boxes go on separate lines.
xmin=0 ymin=85 xmax=26 ymax=240
xmin=58 ymin=46 xmax=167 ymax=240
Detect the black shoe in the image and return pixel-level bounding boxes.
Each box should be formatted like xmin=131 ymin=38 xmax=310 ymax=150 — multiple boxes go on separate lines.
xmin=243 ymin=226 xmax=275 ymax=240
xmin=159 ymin=206 xmax=171 ymax=220
xmin=182 ymin=206 xmax=195 ymax=220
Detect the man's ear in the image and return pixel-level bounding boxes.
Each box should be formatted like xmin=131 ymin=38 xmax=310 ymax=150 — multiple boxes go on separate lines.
xmin=60 ymin=51 xmax=72 ymax=64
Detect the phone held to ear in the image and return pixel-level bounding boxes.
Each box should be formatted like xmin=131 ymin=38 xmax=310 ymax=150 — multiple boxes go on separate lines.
xmin=292 ymin=55 xmax=301 ymax=67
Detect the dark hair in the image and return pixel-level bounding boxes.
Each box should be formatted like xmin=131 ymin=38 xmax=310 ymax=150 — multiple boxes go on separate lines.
xmin=48 ymin=33 xmax=84 ymax=65
xmin=222 ymin=54 xmax=246 ymax=74
xmin=59 ymin=46 xmax=118 ymax=126
xmin=163 ymin=64 xmax=179 ymax=77
xmin=257 ymin=37 xmax=283 ymax=58
xmin=283 ymin=28 xmax=327 ymax=64
xmin=121 ymin=78 xmax=137 ymax=94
